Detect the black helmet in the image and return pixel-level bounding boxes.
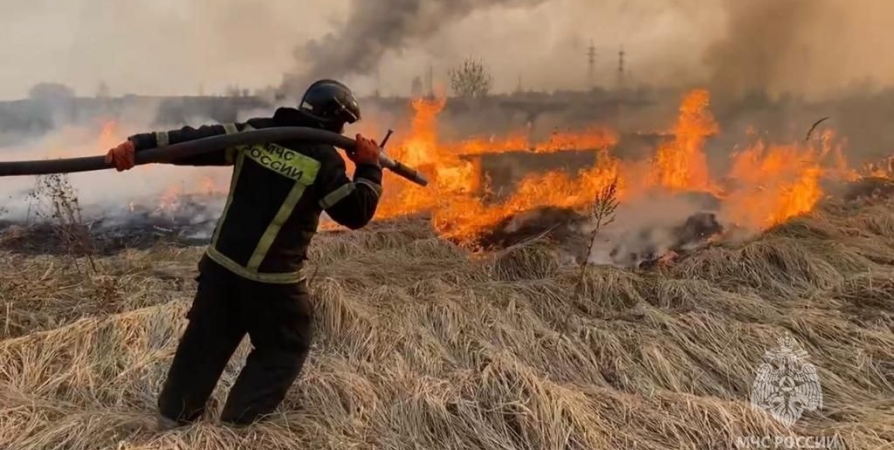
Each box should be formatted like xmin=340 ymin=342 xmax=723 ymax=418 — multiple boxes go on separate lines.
xmin=298 ymin=79 xmax=361 ymax=132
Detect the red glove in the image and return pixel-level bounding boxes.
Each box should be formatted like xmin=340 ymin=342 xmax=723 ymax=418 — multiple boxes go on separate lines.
xmin=105 ymin=140 xmax=136 ymax=171
xmin=349 ymin=134 xmax=380 ymax=167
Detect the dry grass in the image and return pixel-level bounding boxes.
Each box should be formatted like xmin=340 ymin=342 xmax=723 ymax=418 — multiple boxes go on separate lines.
xmin=25 ymin=173 xmax=98 ymax=274
xmin=0 ymin=198 xmax=893 ymax=449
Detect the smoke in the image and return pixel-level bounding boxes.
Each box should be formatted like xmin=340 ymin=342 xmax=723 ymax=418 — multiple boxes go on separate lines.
xmin=704 ymin=0 xmax=894 ymax=99
xmin=0 ymin=0 xmax=346 ymax=100
xmin=3 ymin=0 xmax=890 ymax=102
xmin=586 ymin=193 xmax=719 ymax=267
xmin=482 ymin=192 xmax=721 ymax=269
xmin=283 ymin=0 xmax=554 ymax=95
xmin=0 ymin=110 xmax=232 ymax=228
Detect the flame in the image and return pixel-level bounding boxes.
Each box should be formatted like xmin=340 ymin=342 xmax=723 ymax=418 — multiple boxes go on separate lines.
xmin=370 ymin=88 xmax=868 ymax=241
xmin=862 ymin=155 xmax=894 ymax=179
xmin=650 ymin=89 xmax=719 ymax=193
xmin=456 ymin=126 xmax=618 ymax=155
xmin=155 ymin=183 xmax=185 ymax=215
xmin=720 ymin=141 xmax=824 ymax=229
xmin=704 ymin=126 xmax=868 ymax=229
xmin=197 ymin=176 xmax=226 ymax=196
xmin=374 ymin=94 xmax=485 ymax=220
xmin=431 ymin=150 xmax=621 ymax=240
xmin=98 ymin=120 xmax=119 ymax=150
xmin=372 ymin=93 xmax=622 ymax=235
xmin=147 ymin=175 xmax=229 ymax=213
xmin=534 ymin=128 xmax=619 ymax=153
xmin=115 ymin=88 xmax=888 ymax=243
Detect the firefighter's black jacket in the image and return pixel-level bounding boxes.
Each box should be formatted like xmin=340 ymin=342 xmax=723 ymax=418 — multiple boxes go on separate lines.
xmin=127 ymin=107 xmax=382 ymax=284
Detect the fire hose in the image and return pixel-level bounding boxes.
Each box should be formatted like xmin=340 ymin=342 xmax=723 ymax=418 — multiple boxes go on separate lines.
xmin=0 ymin=127 xmax=429 ymax=187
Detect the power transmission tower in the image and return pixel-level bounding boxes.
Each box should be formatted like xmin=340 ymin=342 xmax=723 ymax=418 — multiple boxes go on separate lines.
xmin=411 ymin=76 xmax=423 ymax=97
xmin=374 ymin=67 xmax=381 ymax=98
xmin=617 ymin=45 xmax=626 ymax=91
xmin=616 ymin=45 xmax=626 ymax=130
xmin=586 ymin=40 xmax=597 ymax=90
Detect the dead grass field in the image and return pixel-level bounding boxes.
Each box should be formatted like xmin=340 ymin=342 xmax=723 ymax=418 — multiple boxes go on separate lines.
xmin=0 ymin=196 xmax=892 ymax=450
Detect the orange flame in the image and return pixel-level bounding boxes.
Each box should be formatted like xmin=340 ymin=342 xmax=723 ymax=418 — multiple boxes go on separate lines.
xmin=721 ymin=141 xmax=824 ymax=229
xmin=99 ymin=120 xmax=119 ymax=150
xmin=155 ymin=183 xmax=184 ymax=214
xmin=371 ymin=88 xmax=862 ymax=240
xmin=650 ymin=89 xmax=719 ymax=193
xmin=119 ymin=89 xmax=886 ymax=241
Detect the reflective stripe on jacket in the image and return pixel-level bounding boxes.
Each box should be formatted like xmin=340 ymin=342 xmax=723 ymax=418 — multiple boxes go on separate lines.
xmin=128 ymin=107 xmax=382 ymax=283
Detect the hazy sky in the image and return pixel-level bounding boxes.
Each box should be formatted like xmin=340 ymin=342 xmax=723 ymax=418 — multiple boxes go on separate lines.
xmin=0 ymin=0 xmax=890 ymax=101
xmin=0 ymin=0 xmax=348 ymax=99
xmin=0 ymin=0 xmax=725 ymax=100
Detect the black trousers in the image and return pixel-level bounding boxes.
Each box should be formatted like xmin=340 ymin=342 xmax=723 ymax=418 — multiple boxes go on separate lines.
xmin=157 ymin=257 xmax=314 ymax=425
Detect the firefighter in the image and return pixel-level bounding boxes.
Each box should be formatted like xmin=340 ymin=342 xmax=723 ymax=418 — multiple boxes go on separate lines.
xmin=104 ymin=79 xmax=382 ymax=428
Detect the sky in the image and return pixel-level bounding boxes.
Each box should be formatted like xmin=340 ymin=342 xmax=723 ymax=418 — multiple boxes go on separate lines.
xmin=0 ymin=0 xmax=891 ymax=101
xmin=0 ymin=0 xmax=724 ymax=99
xmin=0 ymin=0 xmax=348 ymax=99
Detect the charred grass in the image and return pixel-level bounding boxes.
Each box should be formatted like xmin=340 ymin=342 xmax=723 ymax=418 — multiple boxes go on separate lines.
xmin=0 ymin=199 xmax=892 ymax=449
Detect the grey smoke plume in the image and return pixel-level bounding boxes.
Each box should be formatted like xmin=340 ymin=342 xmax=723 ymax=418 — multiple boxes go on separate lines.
xmin=704 ymin=0 xmax=894 ymax=99
xmin=283 ymin=0 xmax=548 ymax=95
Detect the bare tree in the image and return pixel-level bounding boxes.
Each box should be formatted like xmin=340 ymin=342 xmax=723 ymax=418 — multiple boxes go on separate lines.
xmin=449 ymin=57 xmax=493 ymax=99
xmin=28 ymin=82 xmax=75 ymax=101
xmin=578 ymin=177 xmax=619 ymax=290
xmin=96 ymin=81 xmax=110 ymax=98
xmin=28 ymin=174 xmax=97 ymax=274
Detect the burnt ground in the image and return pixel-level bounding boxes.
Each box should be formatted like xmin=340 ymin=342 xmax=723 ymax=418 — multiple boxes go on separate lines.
xmin=0 ymin=177 xmax=888 ymax=265
xmin=0 ymin=203 xmax=217 ymax=257
xmin=477 ymin=204 xmax=725 ymax=268
xmin=474 ymin=177 xmax=894 ymax=269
